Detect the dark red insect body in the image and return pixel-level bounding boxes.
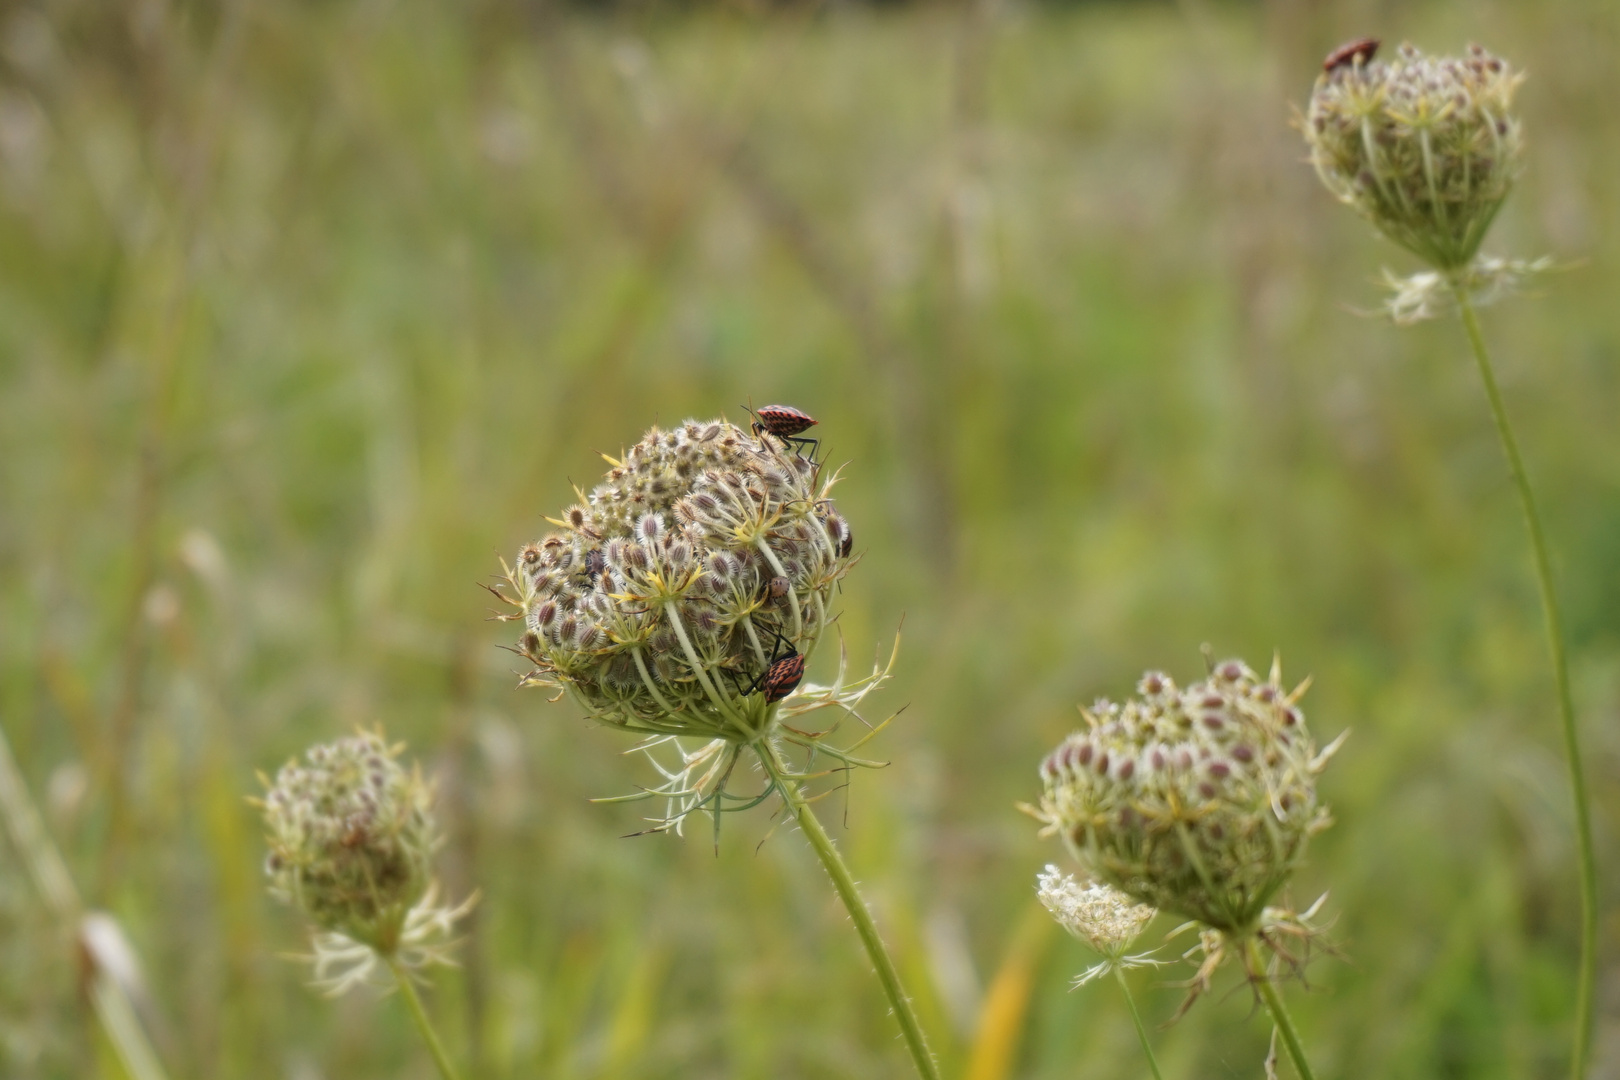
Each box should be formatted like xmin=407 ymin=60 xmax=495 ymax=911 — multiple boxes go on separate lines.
xmin=760 ymin=651 xmax=806 ymax=703
xmin=1322 ymin=36 xmax=1379 ymax=73
xmin=747 ymin=403 xmax=821 ymax=462
xmin=732 ymin=625 xmax=805 ymax=704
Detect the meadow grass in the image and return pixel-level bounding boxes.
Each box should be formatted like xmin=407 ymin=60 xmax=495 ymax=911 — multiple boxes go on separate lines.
xmin=1 ymin=0 xmax=1617 ymax=1076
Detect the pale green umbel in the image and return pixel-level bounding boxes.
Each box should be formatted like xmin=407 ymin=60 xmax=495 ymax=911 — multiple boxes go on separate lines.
xmin=1304 ymin=42 xmax=1524 ymax=273
xmin=1034 ymin=659 xmax=1341 ymax=938
xmin=1033 ymin=658 xmax=1344 ymax=1080
xmin=501 ymin=418 xmax=853 ymax=748
xmin=259 ymin=730 xmax=472 ymax=1080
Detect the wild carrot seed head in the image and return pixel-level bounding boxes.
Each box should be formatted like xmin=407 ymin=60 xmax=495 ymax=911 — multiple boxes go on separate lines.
xmin=1034 ymin=658 xmax=1341 ymax=937
xmin=506 ymin=419 xmax=855 ymax=742
xmin=259 ymin=730 xmax=437 ymax=955
xmin=1304 ymin=42 xmax=1525 ymax=272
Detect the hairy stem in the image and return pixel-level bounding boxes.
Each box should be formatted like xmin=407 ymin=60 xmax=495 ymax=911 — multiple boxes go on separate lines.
xmin=1454 ymin=286 xmax=1595 ymax=1080
xmin=1244 ymin=938 xmax=1315 ymax=1080
xmin=756 ymin=739 xmax=939 ymax=1080
xmin=1113 ymin=967 xmax=1165 ymax=1080
xmin=388 ymin=958 xmax=464 ymax=1080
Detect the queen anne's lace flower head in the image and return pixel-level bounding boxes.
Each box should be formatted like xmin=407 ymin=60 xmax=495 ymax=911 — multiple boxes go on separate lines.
xmin=1304 ymin=42 xmax=1525 ymax=272
xmin=261 ymin=731 xmax=435 ymax=951
xmin=1033 ymin=658 xmax=1343 ymax=938
xmin=260 ymin=730 xmax=472 ymax=991
xmin=1036 ymin=865 xmax=1160 ymax=985
xmin=501 ymin=419 xmax=854 ymax=744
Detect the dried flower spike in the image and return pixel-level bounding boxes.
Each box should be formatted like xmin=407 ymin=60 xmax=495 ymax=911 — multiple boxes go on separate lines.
xmin=1033 ymin=658 xmax=1343 ymax=938
xmin=499 ymin=418 xmax=854 ymax=745
xmin=1304 ymin=42 xmax=1525 ymax=272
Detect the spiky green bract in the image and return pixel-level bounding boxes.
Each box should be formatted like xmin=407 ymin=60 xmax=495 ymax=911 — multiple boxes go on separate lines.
xmin=502 ymin=419 xmax=853 ymax=744
xmin=1034 ymin=659 xmax=1342 ymax=938
xmin=260 ymin=730 xmax=436 ymax=955
xmin=1305 ymin=42 xmax=1525 ymax=272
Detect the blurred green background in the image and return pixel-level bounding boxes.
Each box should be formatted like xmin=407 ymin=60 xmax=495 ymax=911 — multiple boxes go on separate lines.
xmin=1 ymin=0 xmax=1617 ymax=1076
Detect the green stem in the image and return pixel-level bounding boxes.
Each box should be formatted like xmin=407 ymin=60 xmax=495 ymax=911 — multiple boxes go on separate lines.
xmin=1454 ymin=287 xmax=1595 ymax=1080
xmin=756 ymin=739 xmax=939 ymax=1080
xmin=1113 ymin=967 xmax=1165 ymax=1080
xmin=1244 ymin=938 xmax=1315 ymax=1080
xmin=388 ymin=958 xmax=464 ymax=1080
xmin=0 ymin=719 xmax=171 ymax=1080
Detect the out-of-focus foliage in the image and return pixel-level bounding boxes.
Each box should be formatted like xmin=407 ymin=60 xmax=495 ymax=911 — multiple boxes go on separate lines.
xmin=1 ymin=0 xmax=1617 ymax=1077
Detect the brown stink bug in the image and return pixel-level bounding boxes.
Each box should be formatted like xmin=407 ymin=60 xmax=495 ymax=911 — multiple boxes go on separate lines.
xmin=1323 ymin=36 xmax=1379 ymax=73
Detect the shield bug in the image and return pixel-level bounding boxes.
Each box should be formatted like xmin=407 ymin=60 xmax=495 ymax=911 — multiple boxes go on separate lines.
xmin=1322 ymin=36 xmax=1379 ymax=74
xmin=733 ymin=626 xmax=806 ymax=704
xmin=745 ymin=403 xmax=820 ymax=462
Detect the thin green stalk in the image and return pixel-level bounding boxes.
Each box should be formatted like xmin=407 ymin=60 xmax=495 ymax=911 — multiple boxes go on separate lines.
xmin=1454 ymin=286 xmax=1595 ymax=1080
xmin=388 ymin=958 xmax=464 ymax=1080
xmin=756 ymin=739 xmax=939 ymax=1080
xmin=0 ymin=719 xmax=171 ymax=1080
xmin=1113 ymin=967 xmax=1165 ymax=1080
xmin=1244 ymin=938 xmax=1315 ymax=1080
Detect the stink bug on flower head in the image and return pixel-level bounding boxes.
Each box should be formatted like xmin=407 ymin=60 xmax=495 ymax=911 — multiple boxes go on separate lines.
xmin=1322 ymin=36 xmax=1379 ymax=73
xmin=731 ymin=626 xmax=806 ymax=705
xmin=744 ymin=403 xmax=820 ymax=462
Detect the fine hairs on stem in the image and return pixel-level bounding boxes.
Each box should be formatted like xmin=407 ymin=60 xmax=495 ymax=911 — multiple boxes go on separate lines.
xmin=1304 ymin=41 xmax=1594 ymax=1077
xmin=758 ymin=739 xmax=940 ymax=1080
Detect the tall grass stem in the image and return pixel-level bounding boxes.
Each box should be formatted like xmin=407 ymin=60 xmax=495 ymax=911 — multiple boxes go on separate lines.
xmin=1113 ymin=967 xmax=1164 ymax=1080
xmin=388 ymin=958 xmax=464 ymax=1080
xmin=757 ymin=739 xmax=940 ymax=1080
xmin=1244 ymin=937 xmax=1316 ymax=1080
xmin=1453 ymin=286 xmax=1595 ymax=1080
xmin=0 ymin=720 xmax=171 ymax=1080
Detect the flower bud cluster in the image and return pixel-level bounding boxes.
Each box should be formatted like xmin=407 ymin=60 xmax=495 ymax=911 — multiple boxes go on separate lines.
xmin=1035 ymin=659 xmax=1339 ymax=936
xmin=507 ymin=419 xmax=854 ymax=742
xmin=260 ymin=731 xmax=437 ymax=954
xmin=1305 ymin=42 xmax=1525 ymax=271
